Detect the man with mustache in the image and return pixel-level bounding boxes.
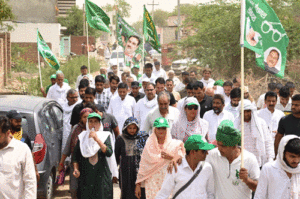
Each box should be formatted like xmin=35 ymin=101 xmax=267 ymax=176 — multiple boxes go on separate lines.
xmin=225 ymin=88 xmax=241 ymax=121
xmin=203 ymin=94 xmax=234 ymax=143
xmin=124 ymin=35 xmax=141 ymax=65
xmin=258 ymin=91 xmax=285 ymax=140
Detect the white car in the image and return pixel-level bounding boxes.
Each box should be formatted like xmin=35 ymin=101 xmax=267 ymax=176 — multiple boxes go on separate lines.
xmin=171 ymin=58 xmax=199 ymax=74
xmin=110 ymin=50 xmax=125 ymax=71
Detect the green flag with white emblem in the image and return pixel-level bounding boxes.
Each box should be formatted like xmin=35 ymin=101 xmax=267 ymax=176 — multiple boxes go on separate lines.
xmin=143 ymin=5 xmax=161 ymax=53
xmin=37 ymin=29 xmax=60 ymax=70
xmin=85 ymin=0 xmax=111 ymax=33
xmin=241 ymin=0 xmax=289 ymax=78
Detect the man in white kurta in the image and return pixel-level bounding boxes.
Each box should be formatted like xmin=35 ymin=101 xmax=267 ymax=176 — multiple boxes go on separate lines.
xmin=200 ymin=68 xmax=215 ymax=88
xmin=107 ymin=83 xmax=136 ymax=133
xmin=61 ymin=89 xmax=79 ymax=153
xmin=203 ymin=94 xmax=235 ymax=142
xmin=275 ymin=86 xmax=292 ymax=112
xmin=47 ymin=72 xmax=71 ymax=106
xmin=75 ymin=65 xmax=94 ymax=88
xmin=225 ymin=87 xmax=241 ymax=121
xmin=258 ymin=91 xmax=285 ymax=140
xmin=141 ymin=91 xmax=180 ymax=134
xmin=155 ymin=135 xmax=215 ymax=199
xmin=167 ymin=70 xmax=181 ymax=87
xmin=134 ymin=83 xmax=157 ymax=131
xmin=256 ymin=83 xmax=277 ymax=110
xmin=152 ymin=61 xmax=167 ymax=80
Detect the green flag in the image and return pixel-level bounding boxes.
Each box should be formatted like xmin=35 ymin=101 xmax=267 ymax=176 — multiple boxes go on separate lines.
xmin=242 ymin=0 xmax=289 ymax=78
xmin=143 ymin=5 xmax=161 ymax=53
xmin=37 ymin=30 xmax=60 ymax=70
xmin=116 ymin=14 xmax=144 ymax=67
xmin=85 ymin=0 xmax=111 ymax=33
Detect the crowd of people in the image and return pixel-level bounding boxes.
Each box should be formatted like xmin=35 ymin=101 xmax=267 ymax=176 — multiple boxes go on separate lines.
xmin=1 ymin=60 xmax=300 ymax=199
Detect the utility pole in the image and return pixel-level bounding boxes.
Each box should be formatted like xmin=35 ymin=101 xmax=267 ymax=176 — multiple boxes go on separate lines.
xmin=177 ymin=0 xmax=180 ymax=41
xmin=83 ymin=3 xmax=86 ymax=36
xmin=147 ymin=0 xmax=159 ymax=21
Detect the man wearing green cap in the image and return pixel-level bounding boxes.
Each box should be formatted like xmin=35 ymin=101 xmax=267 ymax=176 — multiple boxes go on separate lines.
xmin=156 ymin=134 xmax=215 ymax=199
xmin=206 ymin=120 xmax=260 ymax=199
xmin=40 ymin=74 xmax=56 ymax=97
xmin=132 ymin=64 xmax=142 ymax=81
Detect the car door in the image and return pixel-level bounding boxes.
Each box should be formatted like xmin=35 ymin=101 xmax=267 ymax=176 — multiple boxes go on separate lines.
xmin=51 ymin=105 xmax=63 ymax=164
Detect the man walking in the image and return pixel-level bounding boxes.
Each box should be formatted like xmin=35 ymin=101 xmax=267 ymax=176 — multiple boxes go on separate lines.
xmin=95 ymin=75 xmax=111 ymax=111
xmin=155 ymin=135 xmax=215 ymax=199
xmin=0 ymin=116 xmax=37 ymax=198
xmin=225 ymin=87 xmax=241 ymax=121
xmin=129 ymin=81 xmax=145 ymax=102
xmin=140 ymin=63 xmax=157 ymax=84
xmin=193 ymin=81 xmax=213 ymax=118
xmin=152 ymin=61 xmax=167 ymax=80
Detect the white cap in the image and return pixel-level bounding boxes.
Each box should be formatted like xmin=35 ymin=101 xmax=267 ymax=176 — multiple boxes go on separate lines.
xmin=142 ymin=77 xmax=150 ymax=82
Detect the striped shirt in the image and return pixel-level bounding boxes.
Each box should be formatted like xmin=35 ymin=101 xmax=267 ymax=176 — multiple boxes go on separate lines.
xmin=95 ymin=89 xmax=111 ymax=111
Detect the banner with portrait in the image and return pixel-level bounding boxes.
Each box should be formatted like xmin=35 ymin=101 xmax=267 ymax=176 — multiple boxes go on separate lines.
xmin=242 ymin=0 xmax=289 ymax=78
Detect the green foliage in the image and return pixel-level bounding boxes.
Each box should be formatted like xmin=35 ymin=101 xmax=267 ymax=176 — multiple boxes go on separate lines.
xmin=153 ymin=9 xmax=169 ymax=27
xmin=170 ymin=3 xmax=198 ymax=17
xmin=57 ymin=6 xmax=101 ymax=37
xmin=11 ymin=45 xmax=38 ymax=73
xmin=103 ymin=0 xmax=131 ymax=18
xmin=26 ymin=56 xmax=101 ymax=96
xmin=0 ymin=0 xmax=14 ymax=31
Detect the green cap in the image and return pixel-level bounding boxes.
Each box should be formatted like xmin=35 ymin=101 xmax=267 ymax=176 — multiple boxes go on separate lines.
xmin=186 ymin=102 xmax=198 ymax=106
xmin=153 ymin=117 xmax=170 ymax=128
xmin=50 ymin=74 xmax=56 ymax=79
xmin=214 ymin=79 xmax=224 ymax=86
xmin=87 ymin=113 xmax=102 ymax=121
xmin=133 ymin=64 xmax=140 ymax=69
xmin=64 ymin=79 xmax=69 ymax=84
xmin=216 ymin=120 xmax=241 ymax=146
xmin=101 ymin=74 xmax=107 ymax=79
xmin=56 ymin=70 xmax=63 ymax=75
xmin=184 ymin=135 xmax=215 ymax=151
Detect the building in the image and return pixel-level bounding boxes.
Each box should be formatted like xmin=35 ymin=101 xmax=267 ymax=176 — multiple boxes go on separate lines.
xmin=57 ymin=0 xmax=76 ymax=17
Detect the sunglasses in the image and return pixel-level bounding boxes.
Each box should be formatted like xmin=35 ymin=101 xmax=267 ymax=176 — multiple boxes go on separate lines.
xmin=186 ymin=105 xmax=198 ymax=110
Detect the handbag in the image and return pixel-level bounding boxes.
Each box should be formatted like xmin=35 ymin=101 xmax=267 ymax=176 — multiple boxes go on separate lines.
xmin=172 ymin=161 xmax=204 ymax=199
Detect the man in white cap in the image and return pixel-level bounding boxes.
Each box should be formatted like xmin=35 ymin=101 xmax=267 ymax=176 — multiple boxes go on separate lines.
xmin=47 ymin=70 xmax=71 ymax=106
xmin=255 ymin=135 xmax=300 ymax=198
xmin=152 ymin=61 xmax=167 ymax=80
xmin=168 ymin=70 xmax=180 ymax=87
xmin=140 ymin=77 xmax=150 ymax=94
xmin=234 ymin=99 xmax=274 ymax=168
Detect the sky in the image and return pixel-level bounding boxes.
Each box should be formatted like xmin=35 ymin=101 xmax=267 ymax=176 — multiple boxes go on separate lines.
xmin=76 ymin=0 xmax=212 ymax=25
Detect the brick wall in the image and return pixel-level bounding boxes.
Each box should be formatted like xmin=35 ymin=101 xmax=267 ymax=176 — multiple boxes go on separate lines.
xmin=0 ymin=33 xmax=11 ymax=87
xmin=11 ymin=42 xmax=52 ymax=64
xmin=70 ymin=36 xmax=95 ymax=56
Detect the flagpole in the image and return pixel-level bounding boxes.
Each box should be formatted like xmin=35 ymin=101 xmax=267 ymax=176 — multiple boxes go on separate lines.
xmin=38 ymin=47 xmax=43 ymax=88
xmin=86 ymin=21 xmax=90 ymax=75
xmin=240 ymin=0 xmax=245 ymax=168
xmin=142 ymin=35 xmax=145 ymax=74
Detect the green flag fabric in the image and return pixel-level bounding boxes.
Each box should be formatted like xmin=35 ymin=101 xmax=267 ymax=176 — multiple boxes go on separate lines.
xmin=116 ymin=14 xmax=144 ymax=67
xmin=37 ymin=30 xmax=60 ymax=70
xmin=85 ymin=0 xmax=111 ymax=33
xmin=143 ymin=5 xmax=161 ymax=53
xmin=242 ymin=0 xmax=289 ymax=78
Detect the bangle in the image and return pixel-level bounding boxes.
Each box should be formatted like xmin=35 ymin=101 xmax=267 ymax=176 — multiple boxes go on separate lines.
xmin=59 ymin=162 xmax=64 ymax=167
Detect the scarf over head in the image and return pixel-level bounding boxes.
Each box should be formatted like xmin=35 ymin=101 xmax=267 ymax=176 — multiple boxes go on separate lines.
xmin=136 ymin=127 xmax=185 ymax=184
xmin=276 ymin=135 xmax=300 ymax=198
xmin=122 ymin=117 xmax=140 ymax=140
xmin=171 ymin=97 xmax=208 ymax=142
xmin=78 ymin=113 xmax=118 ymax=178
xmin=216 ymin=120 xmax=241 ymax=146
xmin=235 ymin=99 xmax=266 ymax=161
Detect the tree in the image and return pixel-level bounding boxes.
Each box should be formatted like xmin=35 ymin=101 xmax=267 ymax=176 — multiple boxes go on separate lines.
xmin=57 ymin=6 xmax=101 ymax=37
xmin=103 ymin=0 xmax=131 ymax=18
xmin=169 ymin=3 xmax=198 ymax=17
xmin=132 ymin=20 xmax=143 ymax=34
xmin=153 ymin=9 xmax=169 ymax=27
xmin=0 ymin=0 xmax=14 ymax=31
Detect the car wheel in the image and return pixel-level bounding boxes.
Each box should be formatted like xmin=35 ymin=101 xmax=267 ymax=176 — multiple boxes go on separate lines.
xmin=46 ymin=172 xmax=54 ymax=199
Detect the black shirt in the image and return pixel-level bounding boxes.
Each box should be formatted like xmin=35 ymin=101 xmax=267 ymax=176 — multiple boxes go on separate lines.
xmin=129 ymin=92 xmax=145 ymax=102
xmin=278 ymin=114 xmax=300 ymax=136
xmin=70 ymin=102 xmax=105 ymax=126
xmin=199 ymin=94 xmax=213 ymax=118
xmin=166 ymin=90 xmax=176 ymax=106
xmin=101 ymin=112 xmax=118 ymax=134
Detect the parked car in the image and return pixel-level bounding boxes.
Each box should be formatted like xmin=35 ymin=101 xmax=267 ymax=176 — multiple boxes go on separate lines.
xmin=0 ymin=95 xmax=63 ymax=199
xmin=171 ymin=58 xmax=199 ymax=75
xmin=110 ymin=50 xmax=125 ymax=71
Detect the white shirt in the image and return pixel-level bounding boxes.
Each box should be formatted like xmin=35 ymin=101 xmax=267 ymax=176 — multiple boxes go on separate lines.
xmin=171 ymin=77 xmax=181 ymax=87
xmin=224 ymin=95 xmax=231 ymax=106
xmin=203 ymin=110 xmax=235 ymax=142
xmin=275 ymin=102 xmax=292 ymax=112
xmin=174 ymin=82 xmax=185 ymax=92
xmin=200 ymin=78 xmax=215 ymax=88
xmin=152 ymin=67 xmax=167 ymax=80
xmin=134 ymin=96 xmax=158 ymax=131
xmin=106 ymin=87 xmax=118 ymax=99
xmin=206 ymin=148 xmax=260 ymax=199
xmin=215 ymin=86 xmax=224 ymax=95
xmin=256 ymin=93 xmax=266 ymax=109
xmin=155 ymin=158 xmax=214 ymax=199
xmin=244 ymin=122 xmax=260 ymax=164
xmin=141 ymin=106 xmax=180 ymax=134
xmin=46 ymin=82 xmax=71 ymax=106
xmin=107 ymin=94 xmax=136 ymax=132
xmin=0 ymin=139 xmax=37 ymax=199
xmin=176 ymin=97 xmax=186 ymax=111
xmin=258 ymin=108 xmax=285 ymax=138
xmin=254 ymin=161 xmax=293 ymax=199
xmin=225 ymin=103 xmax=240 ymax=121
xmin=62 ymin=101 xmax=78 ymax=153
xmin=140 ymin=73 xmax=157 ymax=84
xmin=75 ymin=73 xmax=94 ymax=88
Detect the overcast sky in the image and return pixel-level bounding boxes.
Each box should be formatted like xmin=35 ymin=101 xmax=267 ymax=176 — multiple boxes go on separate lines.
xmin=76 ymin=0 xmax=212 ymax=25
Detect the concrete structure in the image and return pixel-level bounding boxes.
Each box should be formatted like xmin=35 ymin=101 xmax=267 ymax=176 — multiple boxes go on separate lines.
xmin=0 ymin=33 xmax=11 ymax=87
xmin=9 ymin=23 xmax=61 ymax=57
xmin=7 ymin=0 xmax=57 ymax=23
xmin=57 ymin=0 xmax=76 ymax=17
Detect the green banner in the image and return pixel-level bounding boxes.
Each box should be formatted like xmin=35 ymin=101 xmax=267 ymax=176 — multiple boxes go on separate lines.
xmin=243 ymin=0 xmax=289 ymax=78
xmin=116 ymin=14 xmax=143 ymax=67
xmin=85 ymin=0 xmax=111 ymax=33
xmin=143 ymin=5 xmax=161 ymax=53
xmin=37 ymin=30 xmax=60 ymax=70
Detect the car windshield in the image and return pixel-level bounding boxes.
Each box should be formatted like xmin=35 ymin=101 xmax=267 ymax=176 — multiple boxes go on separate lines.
xmin=111 ymin=52 xmax=124 ymax=58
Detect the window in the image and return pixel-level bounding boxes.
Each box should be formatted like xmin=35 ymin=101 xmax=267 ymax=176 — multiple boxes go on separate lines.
xmin=52 ymin=106 xmax=63 ymax=129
